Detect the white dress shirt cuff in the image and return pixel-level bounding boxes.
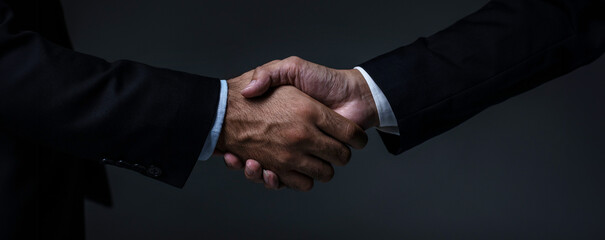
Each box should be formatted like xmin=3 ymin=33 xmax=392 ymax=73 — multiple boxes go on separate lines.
xmin=354 ymin=67 xmax=400 ymax=136
xmin=198 ymin=80 xmax=228 ymax=160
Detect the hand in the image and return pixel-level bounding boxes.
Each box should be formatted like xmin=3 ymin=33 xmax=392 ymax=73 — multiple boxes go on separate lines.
xmin=217 ymin=71 xmax=368 ymax=191
xmin=243 ymin=56 xmax=379 ymax=129
xmin=224 ymin=57 xmax=378 ymax=189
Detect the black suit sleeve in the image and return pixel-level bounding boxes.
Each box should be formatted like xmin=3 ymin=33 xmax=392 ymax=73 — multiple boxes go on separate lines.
xmin=360 ymin=0 xmax=605 ymax=155
xmin=0 ymin=1 xmax=220 ymax=187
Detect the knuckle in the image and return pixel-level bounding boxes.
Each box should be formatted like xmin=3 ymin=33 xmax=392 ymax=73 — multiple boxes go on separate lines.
xmin=275 ymin=156 xmax=288 ymax=166
xmin=286 ymin=56 xmax=302 ymax=63
xmin=253 ymin=66 xmax=267 ymax=76
xmin=284 ymin=56 xmax=304 ymax=71
xmin=294 ymin=103 xmax=316 ymax=118
xmin=276 ymin=152 xmax=295 ymax=167
xmin=285 ymin=127 xmax=311 ymax=145
xmin=296 ymin=158 xmax=310 ymax=170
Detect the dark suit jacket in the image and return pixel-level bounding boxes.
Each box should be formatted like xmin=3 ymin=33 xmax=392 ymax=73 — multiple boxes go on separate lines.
xmin=2 ymin=0 xmax=604 ymax=239
xmin=361 ymin=0 xmax=605 ymax=154
xmin=0 ymin=0 xmax=220 ymax=239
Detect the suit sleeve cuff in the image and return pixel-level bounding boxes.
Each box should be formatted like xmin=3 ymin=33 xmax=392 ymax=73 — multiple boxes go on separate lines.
xmin=354 ymin=66 xmax=400 ymax=136
xmin=198 ymin=79 xmax=228 ymax=160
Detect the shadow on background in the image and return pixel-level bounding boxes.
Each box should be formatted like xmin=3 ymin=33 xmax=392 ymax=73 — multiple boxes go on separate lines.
xmin=60 ymin=0 xmax=605 ymax=239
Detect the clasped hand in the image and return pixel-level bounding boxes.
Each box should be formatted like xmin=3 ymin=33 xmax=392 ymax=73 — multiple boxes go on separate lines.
xmin=217 ymin=57 xmax=379 ymax=191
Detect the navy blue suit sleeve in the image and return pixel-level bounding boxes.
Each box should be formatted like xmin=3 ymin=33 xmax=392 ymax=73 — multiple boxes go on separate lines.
xmin=360 ymin=0 xmax=605 ymax=155
xmin=0 ymin=1 xmax=220 ymax=187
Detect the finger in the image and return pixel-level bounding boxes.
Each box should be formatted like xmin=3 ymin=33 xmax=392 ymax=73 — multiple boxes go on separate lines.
xmin=279 ymin=171 xmax=314 ymax=191
xmin=294 ymin=155 xmax=335 ymax=182
xmin=316 ymin=106 xmax=368 ymax=149
xmin=242 ymin=57 xmax=307 ymax=98
xmin=262 ymin=170 xmax=280 ymax=190
xmin=241 ymin=61 xmax=283 ymax=98
xmin=224 ymin=153 xmax=244 ymax=169
xmin=308 ymin=133 xmax=352 ymax=167
xmin=244 ymin=160 xmax=264 ymax=183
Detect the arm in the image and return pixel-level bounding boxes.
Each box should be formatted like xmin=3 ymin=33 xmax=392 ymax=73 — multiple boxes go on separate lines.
xmin=360 ymin=0 xmax=605 ymax=154
xmin=0 ymin=1 xmax=220 ymax=187
xmin=231 ymin=0 xmax=605 ymax=188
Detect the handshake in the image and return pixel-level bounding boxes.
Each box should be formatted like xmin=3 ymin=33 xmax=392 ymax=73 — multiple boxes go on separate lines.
xmin=200 ymin=0 xmax=605 ymax=192
xmin=214 ymin=57 xmax=378 ymax=191
xmin=5 ymin=0 xmax=604 ymax=236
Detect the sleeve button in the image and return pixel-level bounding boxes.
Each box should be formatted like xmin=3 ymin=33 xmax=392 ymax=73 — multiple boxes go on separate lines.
xmin=147 ymin=165 xmax=162 ymax=178
xmin=100 ymin=158 xmax=114 ymax=164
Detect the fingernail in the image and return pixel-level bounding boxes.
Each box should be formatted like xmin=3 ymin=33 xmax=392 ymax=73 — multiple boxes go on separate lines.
xmin=262 ymin=170 xmax=269 ymax=182
xmin=243 ymin=80 xmax=256 ymax=91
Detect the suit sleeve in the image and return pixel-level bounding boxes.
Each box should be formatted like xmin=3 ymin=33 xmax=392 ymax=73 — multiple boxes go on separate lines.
xmin=359 ymin=0 xmax=605 ymax=155
xmin=0 ymin=1 xmax=220 ymax=187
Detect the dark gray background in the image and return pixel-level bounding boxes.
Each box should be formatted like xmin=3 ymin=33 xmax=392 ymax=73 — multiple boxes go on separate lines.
xmin=59 ymin=0 xmax=605 ymax=239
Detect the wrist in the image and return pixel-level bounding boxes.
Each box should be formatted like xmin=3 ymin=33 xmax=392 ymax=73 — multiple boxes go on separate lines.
xmin=217 ymin=75 xmax=249 ymax=152
xmin=345 ymin=69 xmax=379 ymax=129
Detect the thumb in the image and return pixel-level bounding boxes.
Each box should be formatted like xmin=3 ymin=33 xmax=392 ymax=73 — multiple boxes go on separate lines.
xmin=241 ymin=57 xmax=303 ymax=98
xmin=241 ymin=61 xmax=281 ymax=98
xmin=241 ymin=73 xmax=271 ymax=98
